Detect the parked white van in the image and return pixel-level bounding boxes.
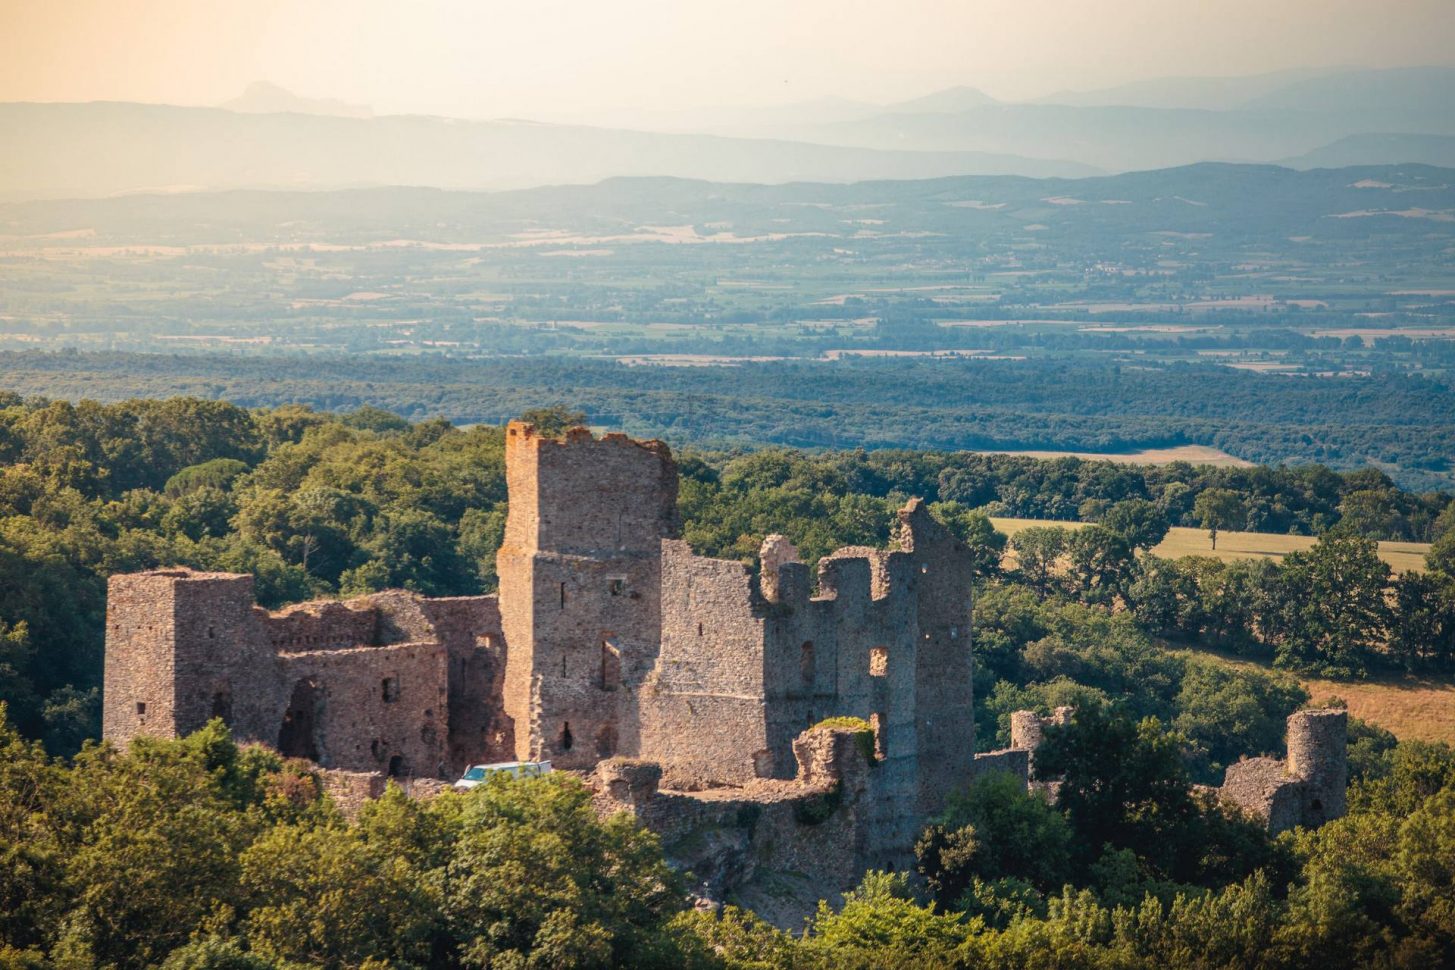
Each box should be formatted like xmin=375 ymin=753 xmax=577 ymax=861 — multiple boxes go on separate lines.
xmin=453 ymin=760 xmax=552 ymax=790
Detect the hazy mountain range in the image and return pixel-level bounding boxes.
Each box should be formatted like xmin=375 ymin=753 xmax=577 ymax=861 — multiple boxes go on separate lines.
xmin=1 ymin=66 xmax=1452 ymax=201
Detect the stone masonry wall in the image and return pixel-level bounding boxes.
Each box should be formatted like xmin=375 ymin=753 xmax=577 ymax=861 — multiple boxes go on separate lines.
xmin=276 ymin=641 xmax=449 ymax=776
xmin=105 ymin=424 xmax=986 ymax=883
xmin=497 ymin=422 xmax=677 ymax=770
xmin=646 ymin=540 xmax=770 ymax=789
xmin=105 ymin=571 xmax=504 ymax=776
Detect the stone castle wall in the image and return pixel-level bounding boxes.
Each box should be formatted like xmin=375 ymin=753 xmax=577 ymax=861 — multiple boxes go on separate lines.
xmin=105 ymin=571 xmax=506 ymax=777
xmin=103 ymin=421 xmax=985 ymax=900
xmin=1221 ymin=708 xmax=1348 ymax=833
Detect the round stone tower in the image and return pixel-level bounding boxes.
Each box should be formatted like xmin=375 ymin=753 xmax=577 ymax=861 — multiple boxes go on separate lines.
xmin=1286 ymin=708 xmax=1348 ymax=825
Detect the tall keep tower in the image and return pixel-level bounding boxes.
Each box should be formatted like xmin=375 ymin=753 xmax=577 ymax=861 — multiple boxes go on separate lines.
xmin=497 ymin=422 xmax=679 ymax=769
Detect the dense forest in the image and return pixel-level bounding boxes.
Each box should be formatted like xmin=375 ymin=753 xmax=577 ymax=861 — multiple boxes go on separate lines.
xmin=3 ymin=351 xmax=1455 ymax=491
xmin=1 ymin=394 xmax=1452 ymax=753
xmin=2 ymin=395 xmax=1455 ymax=966
xmin=3 ymin=680 xmax=1454 ymax=968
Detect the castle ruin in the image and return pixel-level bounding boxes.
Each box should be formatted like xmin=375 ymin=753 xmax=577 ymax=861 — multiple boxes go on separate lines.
xmin=105 ymin=422 xmax=1003 ymax=898
xmin=102 ymin=422 xmax=1346 ymax=909
xmin=1218 ymin=708 xmax=1348 ymax=833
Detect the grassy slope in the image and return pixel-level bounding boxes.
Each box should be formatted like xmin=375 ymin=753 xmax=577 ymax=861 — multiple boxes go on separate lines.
xmin=990 ymin=518 xmax=1430 ymax=573
xmin=1176 ymin=647 xmax=1455 ymax=744
xmin=989 ymin=516 xmax=1447 ymax=741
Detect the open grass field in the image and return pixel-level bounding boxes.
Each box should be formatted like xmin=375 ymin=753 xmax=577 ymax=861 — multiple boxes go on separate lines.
xmin=974 ymin=444 xmax=1253 ymax=467
xmin=990 ymin=518 xmax=1431 ymax=573
xmin=1178 ymin=648 xmax=1455 ymax=744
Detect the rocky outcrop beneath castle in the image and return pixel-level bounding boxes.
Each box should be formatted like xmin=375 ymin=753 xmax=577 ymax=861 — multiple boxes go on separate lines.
xmin=588 ymin=724 xmax=893 ymax=927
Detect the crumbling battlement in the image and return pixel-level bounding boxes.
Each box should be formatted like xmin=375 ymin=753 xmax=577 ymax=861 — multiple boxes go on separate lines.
xmin=1005 ymin=705 xmax=1348 ymax=833
xmin=104 ymin=422 xmax=983 ymax=897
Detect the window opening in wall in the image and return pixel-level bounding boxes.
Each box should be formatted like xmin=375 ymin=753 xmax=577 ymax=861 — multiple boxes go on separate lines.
xmin=207 ymin=626 xmax=215 ymax=639
xmin=476 ymin=633 xmax=497 ymax=650
xmin=387 ymin=755 xmax=404 ymax=777
xmin=608 ymin=578 xmax=626 ymax=596
xmin=135 ymin=701 xmax=146 ymax=717
xmin=697 ymin=622 xmax=704 ymax=636
xmin=559 ymin=722 xmax=574 ymax=751
xmin=211 ymin=689 xmax=233 ymax=725
xmin=950 ymin=626 xmax=958 ymax=640
xmin=382 ymin=677 xmax=400 ymax=702
xmin=921 ymin=565 xmax=929 ymax=574
xmin=601 ymin=638 xmax=622 ymax=689
xmin=560 ymin=582 xmax=567 ymax=608
xmin=800 ymin=641 xmax=815 ymax=684
xmin=1311 ymin=798 xmax=1323 ymax=813
xmin=869 ymin=646 xmax=889 ymax=677
xmin=560 ymin=652 xmax=567 ymax=677
xmin=595 ymin=725 xmax=617 ymax=757
xmin=870 ymin=712 xmax=887 ymax=760
xmin=371 ymin=739 xmax=382 ymax=759
xmin=278 ymin=679 xmax=322 ymax=762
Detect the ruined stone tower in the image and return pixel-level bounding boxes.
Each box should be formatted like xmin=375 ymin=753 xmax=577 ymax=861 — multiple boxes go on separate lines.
xmin=1218 ymin=708 xmax=1348 ymax=833
xmin=497 ymin=422 xmax=679 ymax=769
xmin=105 ymin=569 xmax=267 ymax=744
xmin=1285 ymin=709 xmax=1348 ymax=825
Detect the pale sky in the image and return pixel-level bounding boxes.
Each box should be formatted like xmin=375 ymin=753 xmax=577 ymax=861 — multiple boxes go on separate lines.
xmin=2 ymin=0 xmax=1452 ymax=118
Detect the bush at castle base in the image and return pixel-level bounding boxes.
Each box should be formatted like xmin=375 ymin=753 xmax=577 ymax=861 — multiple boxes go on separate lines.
xmin=3 ymin=706 xmax=1454 ymax=970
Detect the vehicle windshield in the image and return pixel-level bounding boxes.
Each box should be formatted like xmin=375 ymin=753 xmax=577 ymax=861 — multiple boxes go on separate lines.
xmin=461 ymin=767 xmax=486 ymax=781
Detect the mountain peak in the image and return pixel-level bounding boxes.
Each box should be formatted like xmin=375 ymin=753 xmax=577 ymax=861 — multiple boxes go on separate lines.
xmin=220 ymin=81 xmax=372 ymax=119
xmin=887 ymin=85 xmax=1000 ymax=114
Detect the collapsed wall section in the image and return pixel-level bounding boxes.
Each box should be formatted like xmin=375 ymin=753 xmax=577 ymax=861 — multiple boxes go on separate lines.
xmin=276 ymin=641 xmax=448 ymax=776
xmin=590 ymin=725 xmax=887 ymax=921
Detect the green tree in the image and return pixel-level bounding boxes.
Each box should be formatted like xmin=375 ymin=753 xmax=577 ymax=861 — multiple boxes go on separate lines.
xmin=1194 ymin=489 xmax=1243 ymax=551
xmin=1261 ymin=534 xmax=1390 ymax=676
xmin=1033 ymin=706 xmax=1198 ymax=879
xmin=1010 ymin=526 xmax=1070 ymax=595
xmin=916 ymin=771 xmax=1073 ymax=903
xmin=443 ymin=774 xmax=688 ymax=969
xmin=1101 ymin=498 xmax=1171 ymax=552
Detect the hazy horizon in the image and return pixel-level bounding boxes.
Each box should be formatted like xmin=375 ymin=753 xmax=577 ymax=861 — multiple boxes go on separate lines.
xmin=3 ymin=0 xmax=1454 ymax=122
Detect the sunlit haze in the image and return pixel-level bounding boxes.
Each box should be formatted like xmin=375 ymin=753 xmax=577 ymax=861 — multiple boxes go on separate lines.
xmin=3 ymin=0 xmax=1454 ymax=118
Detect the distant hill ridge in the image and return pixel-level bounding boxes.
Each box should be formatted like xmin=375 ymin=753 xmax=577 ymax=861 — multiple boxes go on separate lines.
xmin=3 ymin=65 xmax=1453 ymax=200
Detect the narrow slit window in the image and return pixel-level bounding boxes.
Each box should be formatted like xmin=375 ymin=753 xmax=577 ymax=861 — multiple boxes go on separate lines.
xmin=601 ymin=639 xmax=622 ymax=689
